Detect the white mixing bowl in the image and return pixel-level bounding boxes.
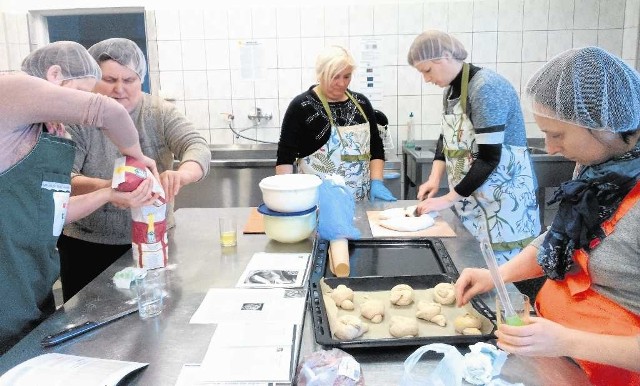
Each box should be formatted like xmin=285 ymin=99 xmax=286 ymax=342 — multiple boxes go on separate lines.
xmin=258 ymin=204 xmax=317 ymax=243
xmin=259 ymin=174 xmax=322 ymax=213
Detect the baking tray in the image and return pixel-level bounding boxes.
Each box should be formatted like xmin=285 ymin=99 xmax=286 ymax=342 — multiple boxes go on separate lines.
xmin=308 ymin=238 xmax=496 ymax=349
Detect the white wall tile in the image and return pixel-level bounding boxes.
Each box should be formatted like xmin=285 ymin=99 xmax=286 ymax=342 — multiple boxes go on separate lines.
xmin=16 ymin=14 xmax=28 ymax=44
xmin=625 ymin=0 xmax=640 ymax=28
xmin=157 ymin=41 xmax=183 ymax=71
xmin=0 ymin=14 xmax=6 ymax=43
xmin=497 ymin=31 xmax=523 ymax=62
xmin=422 ymin=94 xmax=443 ymax=125
xmin=378 ymin=35 xmax=398 ymax=66
xmin=277 ymin=7 xmax=301 ymax=38
xmin=210 ymin=127 xmax=235 ymax=145
xmin=598 ymin=29 xmax=624 ymax=56
xmin=231 ymin=98 xmax=257 ymax=133
xmin=324 ymin=36 xmax=350 ymax=50
xmin=623 ymin=27 xmax=639 ymax=60
xmin=399 ymin=2 xmax=424 ymax=34
xmin=277 ymin=38 xmax=301 ymax=68
xmin=301 ymin=69 xmax=316 ymax=89
xmin=450 ymin=32 xmax=473 ymax=54
xmin=182 ymin=40 xmax=207 ymax=71
xmin=184 ymin=100 xmax=210 ymax=129
xmin=230 ymin=70 xmax=255 ymax=99
xmin=183 ymin=71 xmax=208 ymax=100
xmin=277 ymin=68 xmax=302 ymax=99
xmin=7 ymin=44 xmax=21 ymax=70
xmin=398 ymin=35 xmax=416 ymax=67
xmin=397 ymin=95 xmax=422 ymax=129
xmin=324 ymin=5 xmax=349 ymax=37
xmin=254 ymin=98 xmax=280 ymax=128
xmin=423 ymin=1 xmax=447 ymax=32
xmin=574 ymin=0 xmax=599 ymax=29
xmin=301 ymin=37 xmax=325 ymax=68
xmin=380 ymin=95 xmax=397 ymax=126
xmin=5 ymin=14 xmax=19 ymax=43
xmin=548 ymin=0 xmax=574 ymax=30
xmin=422 ymin=81 xmax=444 ymax=96
xmin=254 ymin=68 xmax=279 ymax=99
xmin=472 ymin=32 xmax=498 ymax=63
xmin=155 ymin=10 xmax=181 ymax=40
xmin=203 ymin=10 xmax=229 ymax=39
xmin=473 ymin=0 xmax=499 ymax=32
xmin=397 ymin=65 xmax=422 ymax=95
xmin=228 ymin=40 xmax=242 ymax=70
xmin=147 ymin=41 xmax=159 ymax=73
xmin=520 ymin=61 xmax=545 ymax=101
xmin=252 ymin=6 xmax=277 ymax=39
xmin=573 ymin=29 xmax=598 ymax=47
xmin=227 ymin=8 xmax=252 ymax=39
xmin=599 ymin=0 xmax=625 ymax=29
xmin=448 ymin=1 xmax=474 ymax=33
xmin=149 ymin=71 xmax=160 ymax=95
xmin=159 ymin=71 xmax=185 ymax=100
xmin=547 ymin=30 xmax=573 ymax=59
xmin=349 ymin=4 xmax=374 ymax=36
xmin=374 ymin=3 xmax=398 ymax=35
xmin=496 ymin=62 xmax=522 ymax=94
xmin=300 ymin=5 xmax=324 ymax=37
xmin=209 ymin=99 xmax=233 ymax=129
xmin=257 ymin=39 xmax=278 ymax=69
xmin=498 ymin=0 xmax=524 ymax=31
xmin=381 ymin=65 xmax=398 ymax=97
xmin=0 ymin=43 xmax=9 ymax=71
xmin=523 ymin=0 xmax=549 ymax=31
xmin=179 ymin=10 xmax=205 ymax=40
xmin=257 ymin=128 xmax=281 ymax=144
xmin=207 ymin=70 xmax=232 ymax=100
xmin=205 ymin=40 xmax=230 ymax=70
xmin=522 ymin=31 xmax=548 ymax=61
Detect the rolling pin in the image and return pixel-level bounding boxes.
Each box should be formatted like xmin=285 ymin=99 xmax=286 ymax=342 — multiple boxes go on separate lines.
xmin=329 ymin=238 xmax=350 ymax=277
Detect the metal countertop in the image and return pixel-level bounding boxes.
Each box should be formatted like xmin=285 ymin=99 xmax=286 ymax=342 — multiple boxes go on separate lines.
xmin=0 ymin=202 xmax=590 ymax=385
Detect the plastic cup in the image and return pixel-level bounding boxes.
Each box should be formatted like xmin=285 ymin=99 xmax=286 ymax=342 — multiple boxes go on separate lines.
xmin=135 ymin=269 xmax=165 ymax=319
xmin=496 ymin=292 xmax=530 ymax=326
xmin=219 ymin=217 xmax=237 ymax=247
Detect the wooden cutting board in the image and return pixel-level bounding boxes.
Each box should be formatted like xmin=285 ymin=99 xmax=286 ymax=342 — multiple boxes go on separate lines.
xmin=366 ymin=210 xmax=457 ymax=238
xmin=242 ymin=207 xmax=265 ymax=234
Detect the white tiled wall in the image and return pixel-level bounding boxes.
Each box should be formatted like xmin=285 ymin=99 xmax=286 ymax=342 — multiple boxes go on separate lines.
xmin=2 ymin=0 xmax=640 ymax=155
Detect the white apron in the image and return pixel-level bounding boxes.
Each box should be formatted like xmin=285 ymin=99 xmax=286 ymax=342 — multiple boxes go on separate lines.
xmin=297 ymin=90 xmax=371 ymax=201
xmin=442 ymin=64 xmax=541 ymax=264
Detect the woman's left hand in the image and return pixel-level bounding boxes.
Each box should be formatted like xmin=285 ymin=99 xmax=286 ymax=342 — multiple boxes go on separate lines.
xmin=159 ymin=170 xmax=183 ymax=203
xmin=496 ymin=316 xmax=569 ymax=357
xmin=417 ymin=195 xmax=454 ymax=213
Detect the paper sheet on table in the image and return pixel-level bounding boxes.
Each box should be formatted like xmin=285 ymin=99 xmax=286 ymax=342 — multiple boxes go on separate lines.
xmin=210 ymin=322 xmax=296 ymax=347
xmin=175 ymin=364 xmax=272 ymax=386
xmin=199 ymin=345 xmax=293 ymax=383
xmin=0 ymin=353 xmax=147 ymax=386
xmin=189 ymin=288 xmax=307 ymax=325
xmin=235 ymin=252 xmax=311 ymax=289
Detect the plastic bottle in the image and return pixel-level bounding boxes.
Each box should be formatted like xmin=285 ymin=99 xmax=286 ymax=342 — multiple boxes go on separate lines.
xmin=405 ymin=112 xmax=415 ymax=149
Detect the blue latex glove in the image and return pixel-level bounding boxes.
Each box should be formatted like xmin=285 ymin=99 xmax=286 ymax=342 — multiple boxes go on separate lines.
xmin=370 ymin=179 xmax=397 ymax=202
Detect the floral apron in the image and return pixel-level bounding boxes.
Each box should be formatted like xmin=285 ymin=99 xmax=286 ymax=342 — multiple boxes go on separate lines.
xmin=297 ymin=90 xmax=371 ymax=201
xmin=535 ymin=181 xmax=640 ymax=386
xmin=441 ymin=64 xmax=540 ymax=263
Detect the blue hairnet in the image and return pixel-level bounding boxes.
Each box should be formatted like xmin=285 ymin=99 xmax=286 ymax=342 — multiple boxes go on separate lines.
xmin=21 ymin=41 xmax=101 ymax=81
xmin=525 ymin=46 xmax=640 ymax=133
xmin=88 ymin=38 xmax=147 ymax=80
xmin=317 ymin=177 xmax=360 ymax=240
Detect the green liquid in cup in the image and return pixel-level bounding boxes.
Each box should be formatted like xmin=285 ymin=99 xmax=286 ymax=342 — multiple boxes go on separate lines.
xmin=505 ymin=314 xmax=526 ymax=326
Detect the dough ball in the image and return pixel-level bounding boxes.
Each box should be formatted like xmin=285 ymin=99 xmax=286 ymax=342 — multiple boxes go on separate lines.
xmin=433 ymin=282 xmax=456 ymax=305
xmin=334 ymin=315 xmax=369 ymax=340
xmin=378 ymin=207 xmax=406 ymax=220
xmin=454 ymin=313 xmax=483 ymax=335
xmin=360 ymin=298 xmax=385 ymax=323
xmin=389 ymin=284 xmax=414 ymax=306
xmin=415 ymin=301 xmax=447 ymax=327
xmin=389 ymin=316 xmax=419 ymax=338
xmin=330 ymin=284 xmax=355 ymax=310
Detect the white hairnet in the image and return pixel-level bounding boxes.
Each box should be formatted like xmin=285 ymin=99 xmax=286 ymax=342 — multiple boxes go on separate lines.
xmin=407 ymin=30 xmax=467 ymax=66
xmin=88 ymin=38 xmax=147 ymax=80
xmin=525 ymin=46 xmax=640 ymax=133
xmin=21 ymin=41 xmax=101 ymax=81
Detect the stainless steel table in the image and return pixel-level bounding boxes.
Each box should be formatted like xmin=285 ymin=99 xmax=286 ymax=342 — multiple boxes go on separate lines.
xmin=0 ymin=202 xmax=590 ymax=385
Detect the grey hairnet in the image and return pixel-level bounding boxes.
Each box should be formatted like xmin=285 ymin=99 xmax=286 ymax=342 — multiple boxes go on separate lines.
xmin=407 ymin=30 xmax=467 ymax=66
xmin=21 ymin=41 xmax=101 ymax=81
xmin=88 ymin=38 xmax=147 ymax=80
xmin=525 ymin=46 xmax=640 ymax=133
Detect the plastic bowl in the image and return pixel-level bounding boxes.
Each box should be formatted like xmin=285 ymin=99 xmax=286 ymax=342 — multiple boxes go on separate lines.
xmin=258 ymin=204 xmax=317 ymax=243
xmin=259 ymin=174 xmax=322 ymax=213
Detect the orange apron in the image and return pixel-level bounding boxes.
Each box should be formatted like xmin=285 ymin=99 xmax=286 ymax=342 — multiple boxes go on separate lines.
xmin=535 ymin=181 xmax=640 ymax=386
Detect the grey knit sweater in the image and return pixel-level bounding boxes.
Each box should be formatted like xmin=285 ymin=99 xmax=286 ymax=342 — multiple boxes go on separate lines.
xmin=63 ymin=93 xmax=211 ymax=245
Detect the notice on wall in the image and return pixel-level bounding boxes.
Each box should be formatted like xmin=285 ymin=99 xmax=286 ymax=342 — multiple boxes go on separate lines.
xmin=355 ymin=37 xmax=383 ymax=102
xmin=239 ymin=40 xmax=266 ymax=80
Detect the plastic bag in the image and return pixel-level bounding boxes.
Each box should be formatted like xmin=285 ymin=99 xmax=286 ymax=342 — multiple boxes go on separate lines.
xmin=317 ymin=176 xmax=360 ymax=240
xmin=295 ymin=348 xmax=364 ymax=386
xmin=400 ymin=343 xmax=465 ymax=386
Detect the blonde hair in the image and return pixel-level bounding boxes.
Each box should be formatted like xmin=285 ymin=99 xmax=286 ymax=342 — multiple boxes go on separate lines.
xmin=315 ymin=45 xmax=356 ymax=87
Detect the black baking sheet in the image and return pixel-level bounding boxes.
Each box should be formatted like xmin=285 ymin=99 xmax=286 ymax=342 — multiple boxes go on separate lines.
xmin=308 ymin=238 xmax=496 ymax=348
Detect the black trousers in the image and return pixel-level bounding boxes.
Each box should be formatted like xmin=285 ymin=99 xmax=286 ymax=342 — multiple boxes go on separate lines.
xmin=57 ymin=234 xmax=131 ymax=302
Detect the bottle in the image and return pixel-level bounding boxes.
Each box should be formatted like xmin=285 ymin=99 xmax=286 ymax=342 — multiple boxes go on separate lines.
xmin=405 ymin=112 xmax=415 ymax=149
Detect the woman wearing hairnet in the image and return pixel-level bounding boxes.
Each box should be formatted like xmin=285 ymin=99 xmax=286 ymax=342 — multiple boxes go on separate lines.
xmin=276 ymin=45 xmax=396 ymax=202
xmin=0 ymin=41 xmax=156 ymax=354
xmin=408 ymin=31 xmax=541 ymax=267
xmin=57 ymin=38 xmax=211 ymax=301
xmin=455 ymin=47 xmax=640 ymax=385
